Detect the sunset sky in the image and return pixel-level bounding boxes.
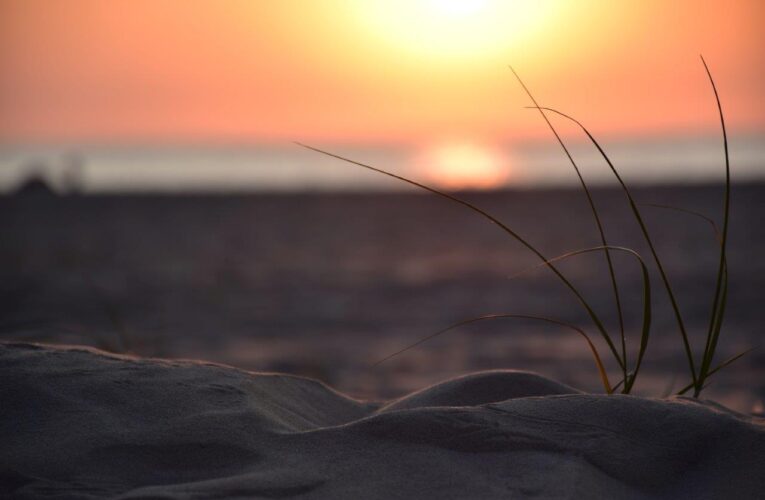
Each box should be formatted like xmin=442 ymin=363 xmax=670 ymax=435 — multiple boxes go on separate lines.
xmin=0 ymin=0 xmax=763 ymax=190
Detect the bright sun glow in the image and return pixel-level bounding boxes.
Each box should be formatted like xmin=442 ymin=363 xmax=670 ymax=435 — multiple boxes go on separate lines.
xmin=356 ymin=0 xmax=558 ymax=61
xmin=428 ymin=0 xmax=489 ymax=17
xmin=416 ymin=142 xmax=509 ymax=190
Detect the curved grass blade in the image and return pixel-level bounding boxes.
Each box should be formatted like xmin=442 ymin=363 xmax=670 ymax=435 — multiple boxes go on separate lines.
xmin=525 ymin=106 xmax=697 ymax=388
xmin=373 ymin=313 xmax=613 ymax=394
xmin=514 ymin=244 xmax=651 ymax=393
xmin=696 ymin=55 xmax=731 ymax=397
xmin=677 ymin=348 xmax=753 ymax=396
xmin=639 ymin=203 xmax=721 ymax=244
xmin=510 ymin=66 xmax=627 ymax=383
xmin=296 ymin=142 xmax=624 ymax=370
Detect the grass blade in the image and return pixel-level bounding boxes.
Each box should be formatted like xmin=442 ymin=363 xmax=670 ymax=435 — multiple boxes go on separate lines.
xmin=510 ymin=66 xmax=627 ymax=383
xmin=527 ymin=244 xmax=651 ymax=394
xmin=696 ymin=55 xmax=731 ymax=397
xmin=373 ymin=313 xmax=613 ymax=394
xmin=677 ymin=348 xmax=753 ymax=396
xmin=639 ymin=203 xmax=721 ymax=244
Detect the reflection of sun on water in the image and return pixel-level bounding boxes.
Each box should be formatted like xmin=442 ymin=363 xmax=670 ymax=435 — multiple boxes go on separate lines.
xmin=416 ymin=142 xmax=510 ymax=190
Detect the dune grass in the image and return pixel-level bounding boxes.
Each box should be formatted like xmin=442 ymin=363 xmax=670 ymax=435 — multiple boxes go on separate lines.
xmin=297 ymin=56 xmax=742 ymax=397
xmin=520 ymin=56 xmax=737 ymax=397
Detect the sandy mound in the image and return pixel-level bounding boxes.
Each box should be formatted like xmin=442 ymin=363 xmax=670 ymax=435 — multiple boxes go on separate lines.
xmin=377 ymin=370 xmax=581 ymax=413
xmin=2 ymin=342 xmax=763 ymax=499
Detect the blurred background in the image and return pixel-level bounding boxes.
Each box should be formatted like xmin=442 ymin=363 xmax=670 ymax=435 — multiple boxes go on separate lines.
xmin=1 ymin=0 xmax=763 ymax=412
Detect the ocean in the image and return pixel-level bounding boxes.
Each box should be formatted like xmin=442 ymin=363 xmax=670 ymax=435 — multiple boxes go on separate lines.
xmin=1 ymin=184 xmax=763 ymax=412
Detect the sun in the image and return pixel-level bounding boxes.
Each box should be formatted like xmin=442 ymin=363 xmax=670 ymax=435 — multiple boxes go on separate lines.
xmin=426 ymin=0 xmax=490 ymax=17
xmin=355 ymin=0 xmax=559 ymax=62
xmin=415 ymin=142 xmax=510 ymax=190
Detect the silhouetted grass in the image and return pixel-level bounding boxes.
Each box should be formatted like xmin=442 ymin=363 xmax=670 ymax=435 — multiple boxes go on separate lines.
xmin=697 ymin=55 xmax=732 ymax=398
xmin=524 ymin=56 xmax=738 ymax=396
xmin=297 ymin=57 xmax=745 ymax=397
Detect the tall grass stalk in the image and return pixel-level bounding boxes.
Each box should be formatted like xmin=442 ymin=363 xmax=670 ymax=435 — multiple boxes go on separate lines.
xmin=696 ymin=55 xmax=731 ymax=397
xmin=509 ymin=67 xmax=628 ymax=386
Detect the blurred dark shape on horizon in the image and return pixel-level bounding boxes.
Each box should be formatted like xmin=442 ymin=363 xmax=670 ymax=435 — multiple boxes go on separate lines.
xmin=12 ymin=162 xmax=57 ymax=198
xmin=14 ymin=177 xmax=57 ymax=198
xmin=9 ymin=154 xmax=87 ymax=197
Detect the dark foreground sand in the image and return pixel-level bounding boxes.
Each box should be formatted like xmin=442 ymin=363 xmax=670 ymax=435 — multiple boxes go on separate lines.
xmin=2 ymin=342 xmax=764 ymax=499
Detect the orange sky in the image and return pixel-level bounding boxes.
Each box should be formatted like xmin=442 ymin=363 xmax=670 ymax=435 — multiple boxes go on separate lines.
xmin=1 ymin=0 xmax=763 ymax=145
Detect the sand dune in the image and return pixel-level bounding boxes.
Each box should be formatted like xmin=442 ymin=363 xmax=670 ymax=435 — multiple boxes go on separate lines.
xmin=2 ymin=342 xmax=763 ymax=499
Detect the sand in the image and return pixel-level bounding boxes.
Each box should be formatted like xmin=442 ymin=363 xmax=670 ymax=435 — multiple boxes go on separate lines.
xmin=2 ymin=342 xmax=763 ymax=499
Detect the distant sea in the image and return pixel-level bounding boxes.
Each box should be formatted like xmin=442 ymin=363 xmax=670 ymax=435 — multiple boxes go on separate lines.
xmin=1 ymin=134 xmax=764 ymax=192
xmin=0 ymin=184 xmax=763 ymax=413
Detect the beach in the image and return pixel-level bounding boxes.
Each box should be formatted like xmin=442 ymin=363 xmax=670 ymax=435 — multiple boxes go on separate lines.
xmin=2 ymin=342 xmax=764 ymax=499
xmin=3 ymin=1 xmax=764 ymax=497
